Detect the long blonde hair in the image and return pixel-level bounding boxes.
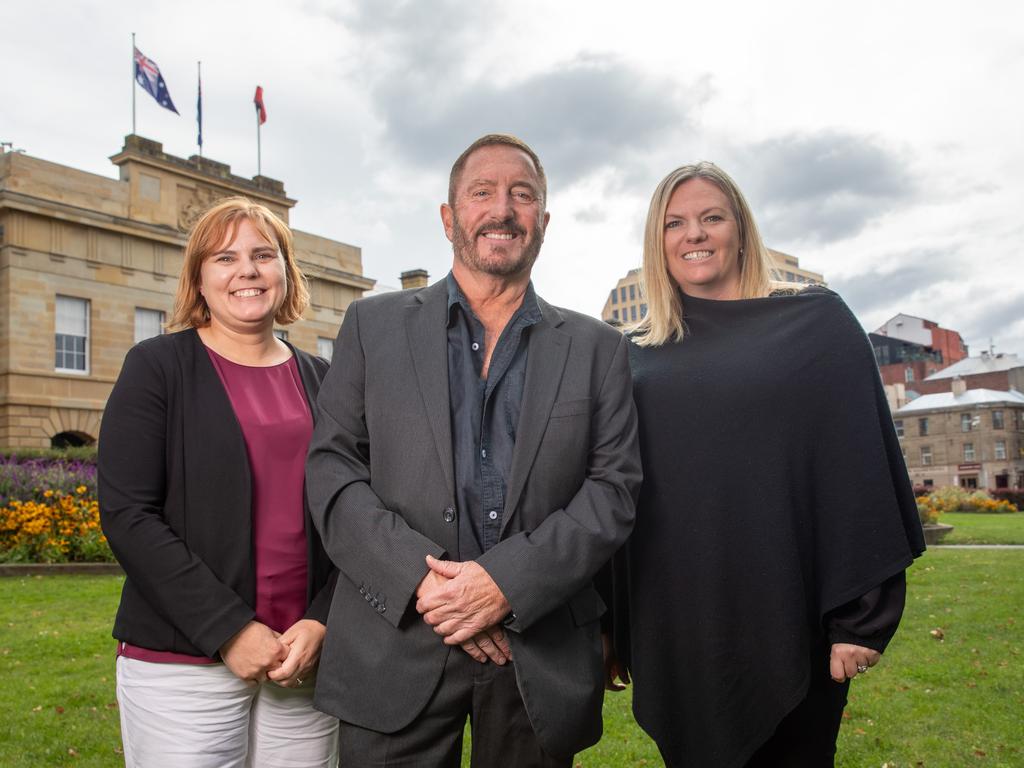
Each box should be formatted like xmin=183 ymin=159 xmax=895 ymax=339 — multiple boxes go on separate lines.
xmin=631 ymin=162 xmax=774 ymax=347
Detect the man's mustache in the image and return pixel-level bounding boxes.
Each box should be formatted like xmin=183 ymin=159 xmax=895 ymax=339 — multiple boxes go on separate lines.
xmin=476 ymin=219 xmax=527 ymax=238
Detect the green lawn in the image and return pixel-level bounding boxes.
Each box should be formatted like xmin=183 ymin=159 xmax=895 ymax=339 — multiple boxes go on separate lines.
xmin=0 ymin=575 xmax=123 ymax=767
xmin=941 ymin=512 xmax=1024 ymax=545
xmin=2 ymin=550 xmax=1021 ymax=767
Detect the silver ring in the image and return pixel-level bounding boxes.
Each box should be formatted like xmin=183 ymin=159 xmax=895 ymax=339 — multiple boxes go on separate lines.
xmin=295 ymin=678 xmax=304 ymax=686
xmin=856 ymin=664 xmax=868 ymax=674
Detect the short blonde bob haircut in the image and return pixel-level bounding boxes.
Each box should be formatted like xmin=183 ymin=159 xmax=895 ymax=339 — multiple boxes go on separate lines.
xmin=170 ymin=196 xmax=309 ymax=330
xmin=631 ymin=162 xmax=775 ymax=347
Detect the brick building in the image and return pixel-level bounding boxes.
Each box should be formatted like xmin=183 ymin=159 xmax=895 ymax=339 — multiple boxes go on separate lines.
xmin=915 ymin=352 xmax=1024 ymax=396
xmin=871 ymin=313 xmax=967 ymax=388
xmin=0 ymin=136 xmax=374 ymax=447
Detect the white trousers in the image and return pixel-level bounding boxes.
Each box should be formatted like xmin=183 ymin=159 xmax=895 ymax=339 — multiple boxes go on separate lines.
xmin=116 ymin=656 xmax=339 ymax=768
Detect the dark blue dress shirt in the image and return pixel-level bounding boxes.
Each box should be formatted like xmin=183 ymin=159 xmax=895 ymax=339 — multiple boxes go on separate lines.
xmin=446 ymin=272 xmax=542 ymax=559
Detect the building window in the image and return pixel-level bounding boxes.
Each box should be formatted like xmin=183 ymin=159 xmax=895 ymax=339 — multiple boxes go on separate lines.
xmin=992 ymin=410 xmax=1004 ymax=429
xmin=922 ymin=478 xmax=934 ymax=487
xmin=273 ymin=329 xmax=288 ymax=341
xmin=904 ymin=367 xmax=914 ymax=383
xmin=620 ymin=286 xmax=627 ymax=302
xmin=55 ymin=295 xmax=89 ymax=373
xmin=963 ymin=442 xmax=975 ymax=461
xmin=317 ymin=337 xmax=333 ymax=362
xmin=610 ymin=289 xmax=617 ymax=305
xmin=894 ymin=420 xmax=904 ymax=438
xmin=961 ymin=413 xmax=972 ymax=432
xmin=612 ymin=309 xmax=619 ymax=321
xmin=134 ymin=308 xmax=165 ymax=343
xmin=630 ymin=305 xmax=637 ymax=322
xmin=640 ymin=303 xmax=648 ymax=318
xmin=919 ymin=418 xmax=929 ymax=436
xmin=629 ymin=284 xmax=636 ymax=300
xmin=995 ymin=440 xmax=1007 ymax=460
xmin=921 ymin=446 xmax=932 ymax=466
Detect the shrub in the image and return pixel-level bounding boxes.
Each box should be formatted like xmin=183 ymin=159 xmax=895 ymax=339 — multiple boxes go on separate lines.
xmin=0 ymin=454 xmax=97 ymax=507
xmin=916 ymin=486 xmax=1018 ymax=519
xmin=916 ymin=496 xmax=941 ymax=525
xmin=0 ymin=446 xmax=97 ymax=462
xmin=0 ymin=487 xmax=113 ymax=563
xmin=990 ymin=488 xmax=1024 ymax=508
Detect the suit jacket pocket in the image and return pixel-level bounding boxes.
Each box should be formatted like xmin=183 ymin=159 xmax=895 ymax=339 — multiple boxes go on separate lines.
xmin=549 ymin=397 xmax=591 ymax=419
xmin=568 ymin=586 xmax=607 ymax=627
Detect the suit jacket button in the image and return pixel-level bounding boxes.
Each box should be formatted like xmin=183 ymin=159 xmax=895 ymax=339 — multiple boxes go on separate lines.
xmin=377 ymin=604 xmax=386 ymax=614
xmin=443 ymin=506 xmax=456 ymax=523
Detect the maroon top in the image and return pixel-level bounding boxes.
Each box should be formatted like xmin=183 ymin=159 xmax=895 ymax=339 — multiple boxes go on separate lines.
xmin=119 ymin=347 xmax=312 ymax=665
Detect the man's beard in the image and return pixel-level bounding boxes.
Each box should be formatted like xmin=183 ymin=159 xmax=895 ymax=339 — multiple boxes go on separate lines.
xmin=451 ymin=213 xmax=543 ymax=277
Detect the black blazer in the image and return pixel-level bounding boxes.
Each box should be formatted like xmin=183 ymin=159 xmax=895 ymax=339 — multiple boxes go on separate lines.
xmin=99 ymin=328 xmax=335 ymax=658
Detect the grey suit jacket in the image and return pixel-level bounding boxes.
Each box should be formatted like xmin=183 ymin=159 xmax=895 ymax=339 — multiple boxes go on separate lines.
xmin=307 ymin=278 xmax=641 ymax=758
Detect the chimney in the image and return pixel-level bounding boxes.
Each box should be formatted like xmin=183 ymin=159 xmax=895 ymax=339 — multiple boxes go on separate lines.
xmin=951 ymin=376 xmax=967 ymax=397
xmin=400 ymin=269 xmax=430 ymax=290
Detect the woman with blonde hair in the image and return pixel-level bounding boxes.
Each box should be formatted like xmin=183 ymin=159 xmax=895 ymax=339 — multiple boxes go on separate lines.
xmin=609 ymin=163 xmax=925 ymax=766
xmin=100 ymin=196 xmax=338 ymax=766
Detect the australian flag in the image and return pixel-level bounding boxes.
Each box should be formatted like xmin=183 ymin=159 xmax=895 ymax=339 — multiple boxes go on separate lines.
xmin=134 ymin=47 xmax=179 ymax=114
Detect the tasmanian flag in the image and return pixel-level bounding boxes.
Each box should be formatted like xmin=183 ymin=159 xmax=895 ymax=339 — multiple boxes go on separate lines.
xmin=254 ymin=86 xmax=267 ymax=125
xmin=134 ymin=47 xmax=179 ymax=114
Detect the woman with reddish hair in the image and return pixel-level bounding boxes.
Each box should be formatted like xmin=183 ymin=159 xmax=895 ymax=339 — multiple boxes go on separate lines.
xmin=100 ymin=197 xmax=338 ymax=767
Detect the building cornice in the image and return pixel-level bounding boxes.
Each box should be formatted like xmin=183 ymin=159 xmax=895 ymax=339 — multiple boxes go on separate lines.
xmin=0 ymin=190 xmax=186 ymax=246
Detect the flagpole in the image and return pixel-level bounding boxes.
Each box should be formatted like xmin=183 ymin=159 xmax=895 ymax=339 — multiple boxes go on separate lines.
xmin=131 ymin=32 xmax=136 ymax=135
xmin=197 ymin=60 xmax=202 ymax=157
xmin=256 ymin=112 xmax=262 ymax=176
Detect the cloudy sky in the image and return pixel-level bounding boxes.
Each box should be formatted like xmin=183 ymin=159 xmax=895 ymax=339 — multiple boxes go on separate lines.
xmin=5 ymin=0 xmax=1023 ymax=355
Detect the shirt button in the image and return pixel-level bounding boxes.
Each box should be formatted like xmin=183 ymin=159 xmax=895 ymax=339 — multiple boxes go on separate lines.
xmin=488 ymin=510 xmax=498 ymax=520
xmin=443 ymin=506 xmax=456 ymax=523
xmin=481 ymin=448 xmax=487 ymax=459
xmin=471 ymin=342 xmax=480 ymax=351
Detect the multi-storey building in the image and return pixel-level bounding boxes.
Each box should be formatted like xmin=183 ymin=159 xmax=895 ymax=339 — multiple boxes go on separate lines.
xmin=768 ymin=250 xmax=824 ymax=286
xmin=870 ymin=332 xmax=947 ymax=391
xmin=894 ymin=380 xmax=1024 ymax=489
xmin=601 ymin=268 xmax=644 ymax=325
xmin=872 ymin=313 xmax=967 ymax=388
xmin=600 ymin=251 xmax=824 ymax=325
xmin=0 ymin=136 xmax=374 ymax=448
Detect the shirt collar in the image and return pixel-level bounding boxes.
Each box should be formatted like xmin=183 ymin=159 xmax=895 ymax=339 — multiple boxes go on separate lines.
xmin=445 ymin=271 xmax=542 ymax=328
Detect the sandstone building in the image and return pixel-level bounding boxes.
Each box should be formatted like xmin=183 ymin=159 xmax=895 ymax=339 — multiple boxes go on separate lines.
xmin=600 ymin=251 xmax=824 ymax=325
xmin=0 ymin=136 xmax=374 ymax=448
xmin=894 ymin=379 xmax=1024 ymax=489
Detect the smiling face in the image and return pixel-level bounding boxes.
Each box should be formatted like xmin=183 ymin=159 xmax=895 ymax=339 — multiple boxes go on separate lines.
xmin=441 ymin=144 xmax=550 ymax=279
xmin=199 ymin=218 xmax=288 ymax=334
xmin=663 ymin=177 xmax=743 ymax=300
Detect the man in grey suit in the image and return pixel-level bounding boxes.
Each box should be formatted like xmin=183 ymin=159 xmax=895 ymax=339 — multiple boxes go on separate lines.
xmin=307 ymin=134 xmax=641 ymax=767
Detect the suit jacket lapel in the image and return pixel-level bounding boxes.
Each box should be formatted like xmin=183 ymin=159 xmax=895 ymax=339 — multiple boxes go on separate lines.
xmin=405 ymin=282 xmax=456 ymax=500
xmin=502 ymin=300 xmax=569 ymax=534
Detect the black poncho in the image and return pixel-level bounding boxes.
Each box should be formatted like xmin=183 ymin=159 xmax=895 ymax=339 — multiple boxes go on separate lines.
xmin=618 ymin=287 xmax=926 ymax=767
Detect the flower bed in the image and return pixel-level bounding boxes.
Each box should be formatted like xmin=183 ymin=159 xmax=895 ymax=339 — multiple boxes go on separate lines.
xmin=0 ymin=454 xmax=112 ymax=563
xmin=915 ymin=485 xmax=1018 ymax=526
